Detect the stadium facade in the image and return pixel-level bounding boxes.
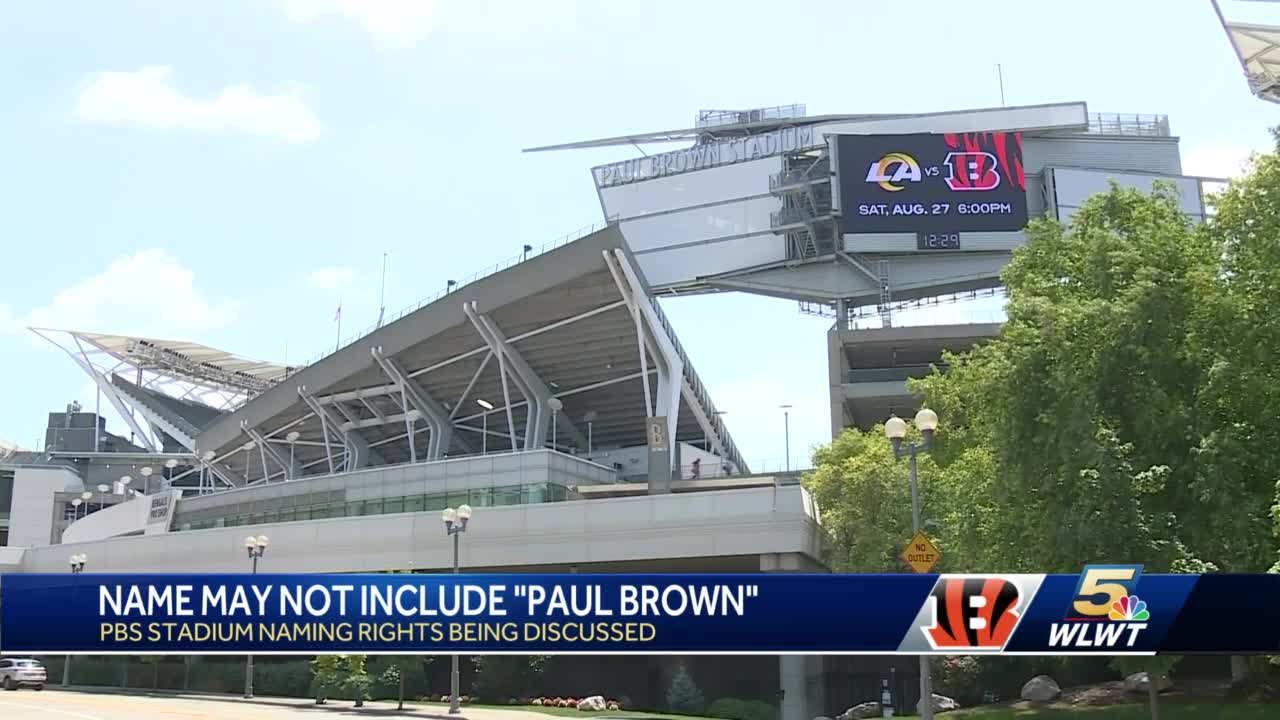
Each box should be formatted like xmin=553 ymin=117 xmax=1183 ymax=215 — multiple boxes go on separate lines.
xmin=1 ymin=100 xmax=1209 ymax=718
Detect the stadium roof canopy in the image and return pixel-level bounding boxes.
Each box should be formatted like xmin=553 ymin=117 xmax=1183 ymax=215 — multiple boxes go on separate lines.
xmin=43 ymin=226 xmax=744 ymax=488
xmin=1220 ymin=17 xmax=1280 ymax=103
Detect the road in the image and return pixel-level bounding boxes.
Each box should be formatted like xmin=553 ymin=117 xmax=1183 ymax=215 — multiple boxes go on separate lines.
xmin=0 ymin=689 xmax=548 ymax=720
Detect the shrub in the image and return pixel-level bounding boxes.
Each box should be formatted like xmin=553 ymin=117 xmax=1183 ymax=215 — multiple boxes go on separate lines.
xmin=708 ymin=697 xmax=776 ymax=720
xmin=666 ymin=668 xmax=705 ymax=715
xmin=472 ymin=655 xmax=548 ymax=701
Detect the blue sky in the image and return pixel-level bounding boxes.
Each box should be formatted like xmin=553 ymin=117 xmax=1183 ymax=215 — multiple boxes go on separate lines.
xmin=0 ymin=0 xmax=1276 ymax=467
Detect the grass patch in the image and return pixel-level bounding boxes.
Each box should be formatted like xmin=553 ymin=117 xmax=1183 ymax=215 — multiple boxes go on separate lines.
xmin=952 ymin=703 xmax=1280 ymax=719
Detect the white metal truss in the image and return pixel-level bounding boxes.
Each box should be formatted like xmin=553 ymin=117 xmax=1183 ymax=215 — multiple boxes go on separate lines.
xmin=297 ymin=385 xmax=355 ymax=474
xmin=602 ymin=250 xmax=685 ymax=473
xmin=371 ymin=347 xmax=468 ymax=459
xmin=462 ymin=301 xmax=589 ymax=451
xmin=241 ymin=421 xmax=292 ymax=481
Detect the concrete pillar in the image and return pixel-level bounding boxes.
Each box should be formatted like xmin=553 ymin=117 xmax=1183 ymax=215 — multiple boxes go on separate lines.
xmin=762 ymin=554 xmax=825 ymax=720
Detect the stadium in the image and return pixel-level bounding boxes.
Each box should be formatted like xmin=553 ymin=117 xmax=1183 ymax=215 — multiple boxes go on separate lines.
xmin=0 ymin=99 xmax=1220 ymax=717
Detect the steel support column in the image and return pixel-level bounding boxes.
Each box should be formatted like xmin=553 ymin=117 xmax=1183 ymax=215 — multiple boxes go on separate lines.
xmin=463 ymin=301 xmax=588 ymax=451
xmin=371 ymin=347 xmax=469 ymax=459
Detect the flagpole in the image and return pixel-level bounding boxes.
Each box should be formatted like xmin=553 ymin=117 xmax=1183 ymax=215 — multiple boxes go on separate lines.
xmin=377 ymin=252 xmax=387 ymax=328
xmin=335 ymin=303 xmax=342 ymax=353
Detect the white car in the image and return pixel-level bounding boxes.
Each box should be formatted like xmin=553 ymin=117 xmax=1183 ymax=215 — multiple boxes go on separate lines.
xmin=0 ymin=658 xmax=46 ymax=690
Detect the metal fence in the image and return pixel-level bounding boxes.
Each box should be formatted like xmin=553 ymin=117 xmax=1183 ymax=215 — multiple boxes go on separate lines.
xmin=1085 ymin=112 xmax=1170 ymax=137
xmin=696 ymin=104 xmax=806 ymax=129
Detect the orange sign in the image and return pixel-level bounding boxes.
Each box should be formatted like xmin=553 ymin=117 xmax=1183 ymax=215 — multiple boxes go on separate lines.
xmin=901 ymin=531 xmax=941 ymax=573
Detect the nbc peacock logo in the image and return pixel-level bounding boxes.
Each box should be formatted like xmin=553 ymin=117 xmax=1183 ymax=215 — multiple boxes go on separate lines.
xmin=1048 ymin=565 xmax=1151 ymax=649
xmin=1109 ymin=595 xmax=1150 ymax=622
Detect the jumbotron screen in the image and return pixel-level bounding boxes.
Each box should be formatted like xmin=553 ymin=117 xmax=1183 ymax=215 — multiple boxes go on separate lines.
xmin=835 ymin=131 xmax=1030 ymax=234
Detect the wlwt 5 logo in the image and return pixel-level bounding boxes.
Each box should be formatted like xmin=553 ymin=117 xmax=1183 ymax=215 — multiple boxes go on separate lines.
xmin=1049 ymin=565 xmax=1149 ymax=649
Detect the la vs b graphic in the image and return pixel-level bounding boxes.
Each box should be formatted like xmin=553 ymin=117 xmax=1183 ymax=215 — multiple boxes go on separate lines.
xmin=923 ymin=577 xmax=1022 ymax=650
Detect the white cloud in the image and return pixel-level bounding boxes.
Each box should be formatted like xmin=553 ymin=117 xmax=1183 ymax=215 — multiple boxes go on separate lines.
xmin=1182 ymin=142 xmax=1257 ymax=180
xmin=306 ymin=266 xmax=357 ymax=290
xmin=279 ymin=0 xmax=445 ymax=50
xmin=25 ymin=249 xmax=239 ymax=337
xmin=76 ymin=66 xmax=323 ymax=144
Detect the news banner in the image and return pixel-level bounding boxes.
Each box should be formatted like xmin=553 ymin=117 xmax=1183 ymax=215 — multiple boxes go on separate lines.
xmin=1 ymin=566 xmax=1276 ymax=655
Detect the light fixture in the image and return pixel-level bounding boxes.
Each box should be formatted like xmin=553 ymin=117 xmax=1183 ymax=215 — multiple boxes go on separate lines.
xmin=285 ymin=431 xmax=301 ymax=442
xmin=96 ymin=484 xmax=109 ymax=493
xmin=547 ymin=398 xmax=563 ymax=412
xmin=80 ymin=491 xmax=92 ymax=501
xmin=914 ymin=408 xmax=939 ymax=432
xmin=884 ymin=416 xmax=908 ymax=440
xmin=119 ymin=475 xmax=132 ymax=486
xmin=441 ymin=507 xmax=457 ymax=524
xmin=242 ymin=441 xmax=256 ymax=451
xmin=139 ymin=467 xmax=153 ymax=478
xmin=201 ymin=450 xmax=216 ymax=461
xmin=164 ymin=458 xmax=179 ymax=469
xmin=456 ymin=504 xmax=473 ymax=521
xmin=476 ymin=399 xmax=494 ymax=410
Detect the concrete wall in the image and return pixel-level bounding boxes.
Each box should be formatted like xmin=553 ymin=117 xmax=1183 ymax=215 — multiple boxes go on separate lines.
xmin=6 ymin=467 xmax=84 ymax=547
xmin=19 ymin=485 xmax=823 ymax=575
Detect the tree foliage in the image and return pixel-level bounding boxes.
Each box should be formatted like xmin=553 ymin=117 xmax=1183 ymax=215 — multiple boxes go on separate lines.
xmin=807 ymin=131 xmax=1280 ymax=579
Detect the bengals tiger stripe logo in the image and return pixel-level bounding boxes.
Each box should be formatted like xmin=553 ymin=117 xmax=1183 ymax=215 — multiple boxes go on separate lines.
xmin=924 ymin=577 xmax=1022 ymax=649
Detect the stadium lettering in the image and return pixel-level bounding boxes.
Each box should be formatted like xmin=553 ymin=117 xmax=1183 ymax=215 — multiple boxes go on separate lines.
xmin=594 ymin=126 xmax=816 ymax=187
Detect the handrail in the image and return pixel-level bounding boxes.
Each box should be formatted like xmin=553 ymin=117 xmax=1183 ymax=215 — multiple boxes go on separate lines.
xmin=295 ymin=218 xmax=618 ymax=369
xmin=1084 ymin=113 xmax=1170 ymax=138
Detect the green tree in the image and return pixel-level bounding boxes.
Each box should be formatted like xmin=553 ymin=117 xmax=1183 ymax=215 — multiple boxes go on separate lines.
xmin=379 ymin=655 xmax=431 ymax=710
xmin=341 ymin=655 xmax=371 ymax=708
xmin=665 ymin=667 xmax=705 ymax=715
xmin=309 ymin=655 xmax=341 ymax=705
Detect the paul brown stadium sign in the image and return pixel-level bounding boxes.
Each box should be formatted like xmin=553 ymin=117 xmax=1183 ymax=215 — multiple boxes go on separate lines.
xmin=835 ymin=132 xmax=1029 ymax=234
xmin=593 ymin=125 xmax=817 ymax=188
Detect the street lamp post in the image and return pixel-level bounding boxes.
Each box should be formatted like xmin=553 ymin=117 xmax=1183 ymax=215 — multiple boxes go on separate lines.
xmin=548 ymin=398 xmax=563 ymax=450
xmin=164 ymin=458 xmax=179 ymax=491
xmin=243 ymin=535 xmax=269 ymax=699
xmin=95 ymin=484 xmax=109 ymax=512
xmin=286 ymin=431 xmax=301 ymax=479
xmin=779 ymin=405 xmax=793 ymax=471
xmin=139 ymin=466 xmax=153 ymax=495
xmin=119 ymin=475 xmax=132 ymax=497
xmin=65 ymin=553 xmax=87 ymax=685
xmin=583 ymin=411 xmax=598 ymax=456
xmin=477 ymin=400 xmax=494 ymax=454
xmin=885 ymin=408 xmax=939 ymax=720
xmin=80 ymin=491 xmax=92 ymax=516
xmin=71 ymin=498 xmax=82 ymax=520
xmin=442 ymin=504 xmax=473 ymax=714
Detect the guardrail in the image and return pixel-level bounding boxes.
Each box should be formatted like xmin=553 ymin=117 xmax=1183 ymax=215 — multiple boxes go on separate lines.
xmin=1085 ymin=113 xmax=1170 ymax=138
xmin=294 ymin=218 xmax=618 ymax=369
xmin=847 ymin=364 xmax=949 ymax=384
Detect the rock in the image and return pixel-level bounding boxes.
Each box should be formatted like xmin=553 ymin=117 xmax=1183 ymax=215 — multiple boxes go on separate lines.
xmin=813 ymin=716 xmax=833 ymax=720
xmin=1020 ymin=675 xmax=1061 ymax=702
xmin=577 ymin=696 xmax=607 ymax=711
xmin=838 ymin=701 xmax=881 ymax=720
xmin=916 ymin=693 xmax=959 ymax=715
xmin=1124 ymin=672 xmax=1172 ymax=693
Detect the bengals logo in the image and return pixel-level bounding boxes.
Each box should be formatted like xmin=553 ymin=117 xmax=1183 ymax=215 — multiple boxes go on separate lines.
xmin=924 ymin=577 xmax=1022 ymax=649
xmin=943 ymin=152 xmax=1001 ymax=191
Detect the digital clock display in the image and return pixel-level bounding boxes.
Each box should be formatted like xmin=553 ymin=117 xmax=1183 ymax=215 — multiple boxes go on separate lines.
xmin=917 ymin=233 xmax=961 ymax=250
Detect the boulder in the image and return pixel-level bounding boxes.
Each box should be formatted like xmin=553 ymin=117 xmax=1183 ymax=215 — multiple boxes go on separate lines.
xmin=917 ymin=693 xmax=959 ymax=715
xmin=1020 ymin=675 xmax=1061 ymax=702
xmin=838 ymin=701 xmax=881 ymax=720
xmin=578 ymin=696 xmax=607 ymax=712
xmin=1124 ymin=672 xmax=1173 ymax=693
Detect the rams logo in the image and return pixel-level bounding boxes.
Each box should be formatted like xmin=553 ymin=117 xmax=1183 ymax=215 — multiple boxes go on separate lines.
xmin=864 ymin=152 xmax=923 ymax=192
xmin=924 ymin=577 xmax=1022 ymax=650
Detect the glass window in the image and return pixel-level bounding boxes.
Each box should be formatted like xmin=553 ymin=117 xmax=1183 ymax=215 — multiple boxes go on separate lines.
xmin=345 ymin=501 xmax=363 ymax=517
xmin=277 ymin=508 xmax=296 ymax=523
xmin=469 ymin=488 xmax=493 ymax=507
xmin=363 ymin=498 xmax=384 ymax=516
xmin=384 ymin=497 xmax=404 ymax=514
xmin=424 ymin=493 xmax=448 ymax=512
xmin=404 ymin=495 xmax=425 ymax=513
xmin=492 ymin=486 xmax=521 ymax=507
xmin=523 ymin=484 xmax=547 ymax=504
